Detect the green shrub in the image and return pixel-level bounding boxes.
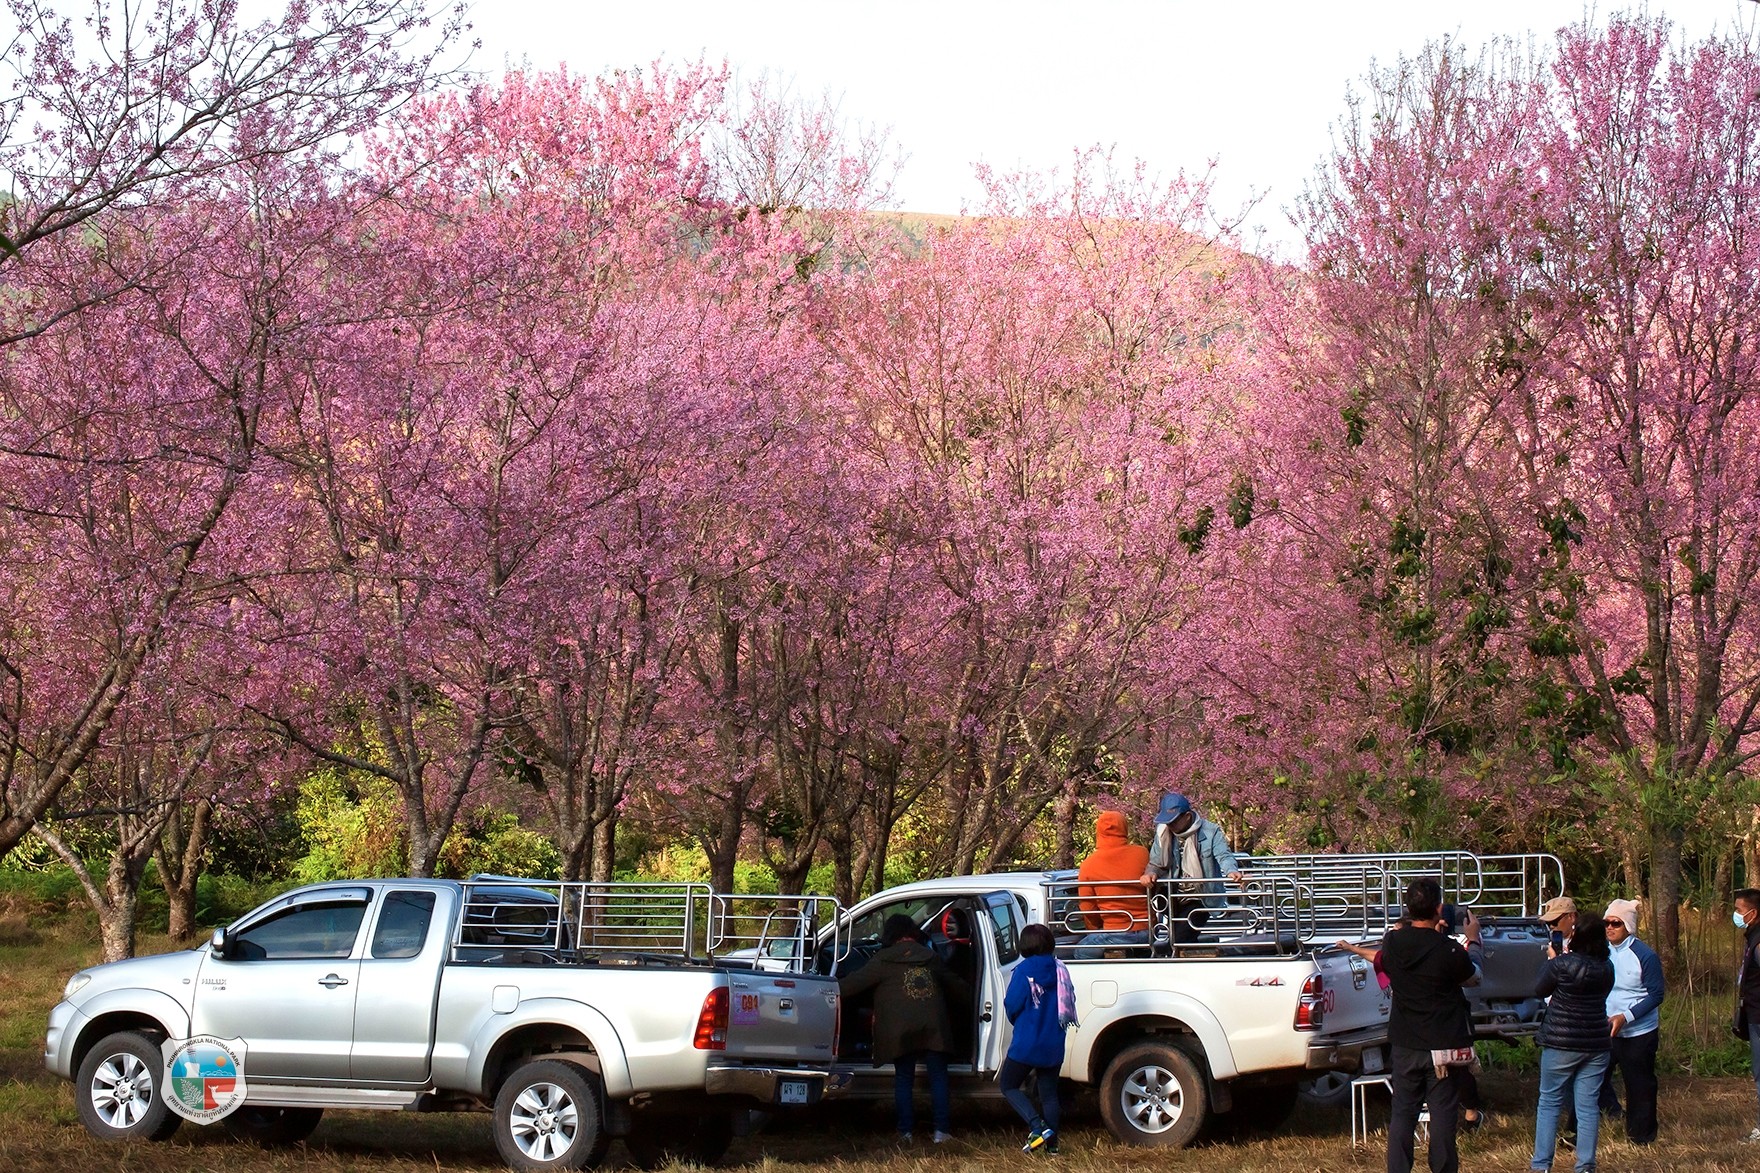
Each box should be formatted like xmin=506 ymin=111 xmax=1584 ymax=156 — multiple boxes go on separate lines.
xmin=290 ymin=769 xmax=407 ymax=881
xmin=437 ymin=809 xmax=561 ymax=879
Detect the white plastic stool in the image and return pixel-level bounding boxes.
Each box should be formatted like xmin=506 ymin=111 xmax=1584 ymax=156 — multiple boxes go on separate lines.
xmin=1350 ymin=1074 xmax=1393 ymax=1147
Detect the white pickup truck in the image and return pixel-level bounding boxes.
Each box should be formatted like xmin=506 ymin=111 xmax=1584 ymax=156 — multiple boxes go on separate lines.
xmin=786 ymin=853 xmax=1562 ymax=1146
xmin=45 ymin=878 xmax=842 ymax=1171
xmin=792 ymin=870 xmax=1394 ymax=1148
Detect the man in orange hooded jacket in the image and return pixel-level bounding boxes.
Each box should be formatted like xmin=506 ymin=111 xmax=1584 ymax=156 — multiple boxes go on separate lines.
xmin=1071 ymin=811 xmax=1151 ymax=958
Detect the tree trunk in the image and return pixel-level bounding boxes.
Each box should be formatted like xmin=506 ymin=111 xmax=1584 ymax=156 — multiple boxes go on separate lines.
xmin=1053 ymin=776 xmax=1080 ymax=870
xmin=100 ymin=863 xmax=140 ymax=963
xmin=590 ymin=810 xmax=617 ymax=884
xmin=1620 ymin=834 xmax=1644 ymax=901
xmin=158 ymin=798 xmax=213 ymax=940
xmin=1745 ymin=806 xmax=1760 ymax=891
xmin=1647 ymin=821 xmax=1683 ymax=967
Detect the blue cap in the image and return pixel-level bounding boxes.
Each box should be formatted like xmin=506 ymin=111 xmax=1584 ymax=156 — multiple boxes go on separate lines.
xmin=1154 ymin=793 xmax=1192 ymax=826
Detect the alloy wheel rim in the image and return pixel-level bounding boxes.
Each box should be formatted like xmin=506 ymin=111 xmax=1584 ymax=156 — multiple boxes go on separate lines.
xmin=509 ymin=1081 xmax=581 ymax=1162
xmin=91 ymin=1051 xmax=152 ymax=1129
xmin=1122 ymin=1063 xmax=1183 ymax=1133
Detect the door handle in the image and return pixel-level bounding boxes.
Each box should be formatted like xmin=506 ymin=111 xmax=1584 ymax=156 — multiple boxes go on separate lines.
xmin=319 ymin=973 xmax=350 ymax=988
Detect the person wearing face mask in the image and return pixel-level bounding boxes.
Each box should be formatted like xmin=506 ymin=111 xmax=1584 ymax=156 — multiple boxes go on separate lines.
xmin=1735 ymin=888 xmax=1760 ymax=1144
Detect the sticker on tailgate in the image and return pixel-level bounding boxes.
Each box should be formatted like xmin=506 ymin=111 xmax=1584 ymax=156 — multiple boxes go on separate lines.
xmin=732 ymin=991 xmax=762 ymax=1026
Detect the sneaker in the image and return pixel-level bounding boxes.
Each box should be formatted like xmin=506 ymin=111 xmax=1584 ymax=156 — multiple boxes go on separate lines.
xmin=1039 ymin=1128 xmax=1059 ymax=1154
xmin=898 ymin=1132 xmax=913 ymax=1144
xmin=1744 ymin=1127 xmax=1760 ymax=1144
xmin=931 ymin=1131 xmax=953 ymax=1144
xmin=1023 ymin=1126 xmax=1055 ymax=1153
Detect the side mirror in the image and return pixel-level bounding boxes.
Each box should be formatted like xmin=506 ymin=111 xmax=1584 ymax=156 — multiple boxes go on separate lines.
xmin=210 ymin=927 xmax=229 ymax=957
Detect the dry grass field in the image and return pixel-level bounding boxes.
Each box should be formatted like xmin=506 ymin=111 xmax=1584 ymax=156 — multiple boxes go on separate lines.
xmin=4 ymin=895 xmax=1758 ymax=1173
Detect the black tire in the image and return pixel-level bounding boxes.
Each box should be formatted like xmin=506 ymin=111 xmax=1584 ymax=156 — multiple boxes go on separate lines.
xmin=1297 ymin=1070 xmax=1353 ymax=1109
xmin=222 ymin=1105 xmax=323 ymax=1146
xmin=493 ymin=1060 xmax=606 ymax=1171
xmin=1099 ymin=1040 xmax=1208 ymax=1148
xmin=625 ymin=1110 xmax=734 ymax=1169
xmin=74 ymin=1030 xmax=182 ymax=1142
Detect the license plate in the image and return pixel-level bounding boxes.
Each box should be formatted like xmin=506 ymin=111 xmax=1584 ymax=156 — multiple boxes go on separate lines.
xmin=779 ymin=1080 xmax=810 ymax=1104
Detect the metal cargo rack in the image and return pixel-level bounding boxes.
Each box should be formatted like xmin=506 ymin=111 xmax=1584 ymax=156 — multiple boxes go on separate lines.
xmin=1046 ymin=851 xmax=1566 ymax=957
xmin=451 ymin=877 xmax=841 ymax=973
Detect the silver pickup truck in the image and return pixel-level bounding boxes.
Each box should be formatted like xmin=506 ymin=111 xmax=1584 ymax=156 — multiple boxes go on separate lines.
xmin=45 ymin=878 xmax=841 ymax=1171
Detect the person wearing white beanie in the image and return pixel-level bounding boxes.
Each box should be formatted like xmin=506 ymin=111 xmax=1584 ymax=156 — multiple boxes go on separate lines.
xmin=1600 ymin=897 xmax=1664 ymax=1144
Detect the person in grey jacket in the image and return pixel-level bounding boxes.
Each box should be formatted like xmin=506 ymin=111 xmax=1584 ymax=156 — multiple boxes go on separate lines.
xmin=1531 ymin=913 xmax=1616 ymax=1173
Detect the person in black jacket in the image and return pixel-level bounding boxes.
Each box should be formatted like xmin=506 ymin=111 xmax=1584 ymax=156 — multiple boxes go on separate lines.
xmin=838 ymin=913 xmax=973 ymax=1143
xmin=1380 ymin=878 xmax=1482 ymax=1173
xmin=1530 ymin=912 xmax=1616 ymax=1173
xmin=1735 ymin=888 xmax=1760 ymax=1144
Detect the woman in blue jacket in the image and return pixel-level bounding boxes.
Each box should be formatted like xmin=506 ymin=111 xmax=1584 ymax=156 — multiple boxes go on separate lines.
xmin=1003 ymin=923 xmax=1068 ymax=1153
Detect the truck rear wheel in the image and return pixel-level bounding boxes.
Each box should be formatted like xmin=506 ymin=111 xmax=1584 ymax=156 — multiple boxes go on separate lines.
xmin=625 ymin=1109 xmax=734 ymax=1169
xmin=74 ymin=1030 xmax=182 ymax=1142
xmin=223 ymin=1105 xmax=324 ymax=1146
xmin=493 ymin=1060 xmax=606 ymax=1171
xmin=1099 ymin=1040 xmax=1207 ymax=1148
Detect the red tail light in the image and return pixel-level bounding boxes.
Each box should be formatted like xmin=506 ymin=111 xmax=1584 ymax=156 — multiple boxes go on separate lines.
xmin=694 ymin=987 xmax=729 ymax=1050
xmin=1295 ymin=972 xmax=1325 ymax=1032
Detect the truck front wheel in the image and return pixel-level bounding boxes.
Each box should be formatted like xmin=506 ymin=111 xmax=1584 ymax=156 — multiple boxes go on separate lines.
xmin=493 ymin=1060 xmax=606 ymax=1171
xmin=74 ymin=1030 xmax=182 ymax=1142
xmin=1099 ymin=1040 xmax=1208 ymax=1148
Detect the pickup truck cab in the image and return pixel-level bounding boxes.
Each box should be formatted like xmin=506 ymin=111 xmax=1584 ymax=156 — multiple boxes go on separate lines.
xmin=820 ymin=870 xmax=1390 ymax=1148
xmin=46 ymin=878 xmax=841 ymax=1171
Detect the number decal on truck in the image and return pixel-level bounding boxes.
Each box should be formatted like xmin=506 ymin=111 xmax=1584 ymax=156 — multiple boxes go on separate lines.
xmin=731 ymin=991 xmax=762 ymax=1026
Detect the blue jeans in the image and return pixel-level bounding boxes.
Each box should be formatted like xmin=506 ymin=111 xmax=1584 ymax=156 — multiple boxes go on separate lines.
xmin=1533 ymin=1047 xmax=1611 ymax=1172
xmin=1000 ymin=1058 xmax=1061 ymax=1133
xmin=1071 ymin=929 xmax=1148 ymax=959
xmin=893 ymin=1049 xmax=950 ymax=1135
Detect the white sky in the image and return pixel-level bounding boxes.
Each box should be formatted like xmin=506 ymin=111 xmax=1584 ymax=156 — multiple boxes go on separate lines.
xmin=467 ymin=1 xmax=1754 ymax=256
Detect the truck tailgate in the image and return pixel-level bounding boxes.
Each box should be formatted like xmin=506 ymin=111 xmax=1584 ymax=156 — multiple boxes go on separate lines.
xmin=723 ymin=971 xmax=839 ymax=1064
xmin=1314 ymin=947 xmax=1391 ymax=1038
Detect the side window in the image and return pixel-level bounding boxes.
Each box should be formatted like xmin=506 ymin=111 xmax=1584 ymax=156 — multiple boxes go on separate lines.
xmin=986 ymin=893 xmax=1022 ymax=965
xmin=230 ymin=902 xmax=367 ymax=961
xmin=371 ymin=891 xmax=437 ymax=959
xmin=847 ymin=897 xmax=937 ymax=946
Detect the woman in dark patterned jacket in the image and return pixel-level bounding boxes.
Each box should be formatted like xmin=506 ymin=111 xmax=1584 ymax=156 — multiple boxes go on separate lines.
xmin=838 ymin=914 xmax=972 ymax=1143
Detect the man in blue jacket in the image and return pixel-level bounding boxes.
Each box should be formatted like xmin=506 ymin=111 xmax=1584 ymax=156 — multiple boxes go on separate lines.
xmin=1600 ymin=897 xmax=1664 ymax=1144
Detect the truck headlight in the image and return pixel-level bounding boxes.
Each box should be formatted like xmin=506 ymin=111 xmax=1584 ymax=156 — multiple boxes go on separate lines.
xmin=63 ymin=972 xmax=92 ymax=999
